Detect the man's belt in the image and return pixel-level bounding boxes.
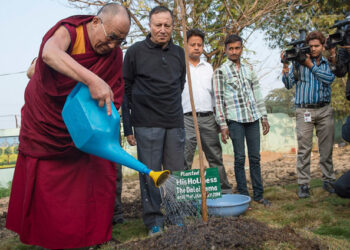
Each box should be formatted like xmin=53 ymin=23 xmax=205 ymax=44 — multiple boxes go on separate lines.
xmin=296 ymin=103 xmax=329 ymax=109
xmin=184 ymin=111 xmax=213 ymax=117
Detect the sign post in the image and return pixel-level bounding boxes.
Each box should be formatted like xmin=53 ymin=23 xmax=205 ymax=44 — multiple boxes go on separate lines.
xmin=177 ymin=0 xmax=208 ymax=222
xmin=173 ymin=168 xmax=222 ymax=201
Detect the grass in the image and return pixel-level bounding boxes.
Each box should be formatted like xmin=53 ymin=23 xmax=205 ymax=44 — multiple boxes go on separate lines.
xmin=1 ymin=178 xmax=350 ymax=249
xmin=246 ymin=180 xmax=350 ymax=248
xmin=0 ymin=182 xmax=11 ymax=198
xmin=112 ymin=218 xmax=148 ymax=243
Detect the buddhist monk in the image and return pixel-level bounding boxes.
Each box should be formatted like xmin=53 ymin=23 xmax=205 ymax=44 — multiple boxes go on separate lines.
xmin=6 ymin=3 xmax=130 ymax=249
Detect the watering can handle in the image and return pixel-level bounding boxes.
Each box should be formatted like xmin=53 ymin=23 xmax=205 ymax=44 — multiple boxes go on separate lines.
xmin=66 ymin=82 xmax=84 ymax=103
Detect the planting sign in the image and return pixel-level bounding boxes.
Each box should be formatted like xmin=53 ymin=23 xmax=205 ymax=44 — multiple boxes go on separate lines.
xmin=173 ymin=168 xmax=221 ymax=201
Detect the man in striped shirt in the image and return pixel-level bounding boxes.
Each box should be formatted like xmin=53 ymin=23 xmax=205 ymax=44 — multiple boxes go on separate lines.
xmin=282 ymin=31 xmax=336 ymax=199
xmin=213 ymin=34 xmax=271 ymax=207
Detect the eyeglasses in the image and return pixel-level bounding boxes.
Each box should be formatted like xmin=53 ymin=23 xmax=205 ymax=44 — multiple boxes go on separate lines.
xmin=98 ymin=17 xmax=127 ymax=46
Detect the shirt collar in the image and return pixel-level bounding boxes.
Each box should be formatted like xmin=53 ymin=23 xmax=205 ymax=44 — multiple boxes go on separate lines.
xmin=145 ymin=33 xmax=173 ymax=50
xmin=190 ymin=58 xmax=206 ymax=67
xmin=227 ymin=59 xmax=245 ymax=69
xmin=312 ymin=56 xmax=328 ymax=65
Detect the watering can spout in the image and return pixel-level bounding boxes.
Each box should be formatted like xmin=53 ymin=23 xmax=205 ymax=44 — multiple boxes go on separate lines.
xmin=62 ymin=82 xmax=169 ymax=187
xmin=149 ymin=170 xmax=170 ymax=188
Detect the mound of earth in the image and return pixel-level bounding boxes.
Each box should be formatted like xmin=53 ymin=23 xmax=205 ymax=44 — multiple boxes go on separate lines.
xmin=118 ymin=217 xmax=324 ymax=250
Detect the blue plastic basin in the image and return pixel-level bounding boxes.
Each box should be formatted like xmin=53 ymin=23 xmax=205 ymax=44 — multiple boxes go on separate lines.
xmin=206 ymin=194 xmax=251 ymax=217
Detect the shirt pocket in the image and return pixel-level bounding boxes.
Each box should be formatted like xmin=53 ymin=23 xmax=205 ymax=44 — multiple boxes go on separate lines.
xmin=225 ymin=76 xmax=240 ymax=91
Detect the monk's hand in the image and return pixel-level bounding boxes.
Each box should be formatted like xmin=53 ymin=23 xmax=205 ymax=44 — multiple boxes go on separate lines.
xmin=220 ymin=128 xmax=229 ymax=144
xmin=88 ymin=78 xmax=114 ymax=116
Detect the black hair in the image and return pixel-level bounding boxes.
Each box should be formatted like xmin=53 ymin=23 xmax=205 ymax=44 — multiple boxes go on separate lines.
xmin=149 ymin=6 xmax=173 ymax=21
xmin=187 ymin=28 xmax=205 ymax=42
xmin=224 ymin=34 xmax=243 ymax=48
xmin=306 ymin=31 xmax=326 ymax=45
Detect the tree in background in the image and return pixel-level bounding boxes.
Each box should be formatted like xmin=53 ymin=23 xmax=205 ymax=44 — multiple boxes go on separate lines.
xmin=261 ymin=0 xmax=350 ymax=117
xmin=265 ymin=78 xmax=350 ymax=118
xmin=4 ymin=147 xmax=12 ymax=165
xmin=68 ymin=0 xmax=349 ymax=116
xmin=261 ymin=0 xmax=350 ymax=49
xmin=265 ymin=87 xmax=296 ymax=116
xmin=0 ymin=148 xmax=3 ymax=156
xmin=68 ymin=0 xmax=304 ymax=68
xmin=331 ymin=78 xmax=350 ymax=117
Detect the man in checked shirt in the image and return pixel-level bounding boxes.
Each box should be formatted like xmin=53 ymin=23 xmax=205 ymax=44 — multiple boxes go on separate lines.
xmin=213 ymin=34 xmax=271 ymax=207
xmin=282 ymin=31 xmax=336 ymax=199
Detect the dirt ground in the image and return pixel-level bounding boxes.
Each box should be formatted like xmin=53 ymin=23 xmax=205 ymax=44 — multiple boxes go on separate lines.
xmin=118 ymin=217 xmax=324 ymax=250
xmin=0 ymin=146 xmax=349 ymax=248
xmin=121 ymin=146 xmax=350 ymax=204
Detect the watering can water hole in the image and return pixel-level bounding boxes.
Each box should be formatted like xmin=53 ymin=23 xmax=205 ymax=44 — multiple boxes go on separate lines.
xmin=62 ymin=82 xmax=169 ymax=187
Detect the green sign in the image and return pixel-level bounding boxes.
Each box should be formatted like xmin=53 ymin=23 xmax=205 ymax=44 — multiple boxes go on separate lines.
xmin=173 ymin=168 xmax=221 ymax=201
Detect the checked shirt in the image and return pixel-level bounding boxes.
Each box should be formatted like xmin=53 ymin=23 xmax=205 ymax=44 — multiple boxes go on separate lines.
xmin=212 ymin=60 xmax=267 ymax=129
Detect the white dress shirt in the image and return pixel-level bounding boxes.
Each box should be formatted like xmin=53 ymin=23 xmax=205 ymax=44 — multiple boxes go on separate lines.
xmin=182 ymin=59 xmax=215 ymax=113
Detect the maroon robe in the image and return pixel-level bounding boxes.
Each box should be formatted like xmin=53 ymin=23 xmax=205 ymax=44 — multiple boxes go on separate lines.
xmin=6 ymin=15 xmax=124 ymax=249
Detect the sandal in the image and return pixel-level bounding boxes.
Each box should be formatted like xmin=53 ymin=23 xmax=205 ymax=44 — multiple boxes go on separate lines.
xmin=256 ymin=199 xmax=271 ymax=207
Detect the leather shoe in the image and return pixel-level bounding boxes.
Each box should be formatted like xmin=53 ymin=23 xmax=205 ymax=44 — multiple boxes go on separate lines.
xmin=298 ymin=184 xmax=310 ymax=198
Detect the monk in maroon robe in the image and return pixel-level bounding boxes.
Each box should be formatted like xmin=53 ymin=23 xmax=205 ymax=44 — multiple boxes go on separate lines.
xmin=6 ymin=3 xmax=130 ymax=249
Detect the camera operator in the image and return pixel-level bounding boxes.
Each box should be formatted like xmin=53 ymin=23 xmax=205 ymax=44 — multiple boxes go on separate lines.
xmin=281 ymin=31 xmax=336 ymax=199
xmin=329 ymin=46 xmax=350 ymax=142
xmin=329 ymin=46 xmax=350 ymax=100
xmin=329 ymin=46 xmax=350 ymax=198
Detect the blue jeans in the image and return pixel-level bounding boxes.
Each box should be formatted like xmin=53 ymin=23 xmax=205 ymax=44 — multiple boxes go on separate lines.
xmin=227 ymin=120 xmax=264 ymax=201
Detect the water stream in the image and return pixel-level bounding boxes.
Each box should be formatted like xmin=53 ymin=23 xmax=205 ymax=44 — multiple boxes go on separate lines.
xmin=160 ymin=175 xmax=200 ymax=226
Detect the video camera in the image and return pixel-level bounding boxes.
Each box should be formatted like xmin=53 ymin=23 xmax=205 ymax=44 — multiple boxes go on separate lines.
xmin=282 ymin=29 xmax=310 ymax=64
xmin=326 ymin=14 xmax=350 ymax=49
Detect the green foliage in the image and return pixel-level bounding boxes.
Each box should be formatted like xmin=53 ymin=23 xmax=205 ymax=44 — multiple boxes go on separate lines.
xmin=4 ymin=147 xmax=13 ymax=164
xmin=249 ymin=179 xmax=350 ymax=247
xmin=259 ymin=1 xmax=350 ymax=117
xmin=281 ymin=204 xmax=296 ymax=211
xmin=0 ymin=181 xmax=11 ymax=198
xmin=0 ymin=148 xmax=3 ymax=155
xmin=261 ymin=0 xmax=350 ymax=49
xmin=264 ymin=60 xmax=350 ymax=119
xmin=265 ymin=87 xmax=296 ymax=116
xmin=314 ymin=224 xmax=350 ymax=241
xmin=112 ymin=218 xmax=147 ymax=243
xmin=67 ymin=0 xmax=350 ymax=114
xmin=0 ymin=238 xmax=43 ymax=250
xmin=67 ymin=0 xmax=302 ymax=68
xmin=331 ymin=77 xmax=350 ymax=118
xmin=4 ymin=147 xmax=12 ymax=155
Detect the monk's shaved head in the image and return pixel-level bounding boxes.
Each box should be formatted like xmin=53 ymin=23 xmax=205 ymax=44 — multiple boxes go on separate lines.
xmin=97 ymin=3 xmax=130 ymax=24
xmin=88 ymin=2 xmax=130 ymax=55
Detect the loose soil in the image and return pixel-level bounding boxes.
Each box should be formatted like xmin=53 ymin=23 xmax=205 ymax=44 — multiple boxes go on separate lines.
xmin=1 ymin=146 xmax=349 ymax=249
xmin=118 ymin=217 xmax=324 ymax=250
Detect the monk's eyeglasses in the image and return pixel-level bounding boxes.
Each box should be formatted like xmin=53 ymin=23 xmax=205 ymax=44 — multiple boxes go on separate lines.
xmin=98 ymin=17 xmax=127 ymax=46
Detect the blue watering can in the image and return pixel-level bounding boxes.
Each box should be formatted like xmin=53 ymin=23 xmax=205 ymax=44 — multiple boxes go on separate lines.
xmin=62 ymin=82 xmax=169 ymax=187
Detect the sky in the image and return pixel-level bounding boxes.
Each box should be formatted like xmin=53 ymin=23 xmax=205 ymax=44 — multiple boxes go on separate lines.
xmin=0 ymin=0 xmax=284 ymax=129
